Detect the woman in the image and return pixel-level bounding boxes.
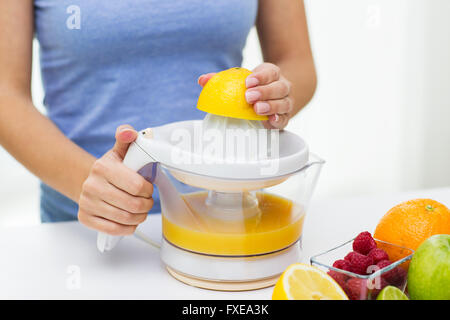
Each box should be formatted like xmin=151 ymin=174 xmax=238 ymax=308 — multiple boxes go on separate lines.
xmin=0 ymin=0 xmax=316 ymax=235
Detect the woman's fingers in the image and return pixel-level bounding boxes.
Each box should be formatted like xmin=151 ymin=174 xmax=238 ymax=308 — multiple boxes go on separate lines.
xmin=254 ymin=96 xmax=293 ymax=116
xmin=102 ymin=182 xmax=153 ymax=214
xmin=79 ymin=193 xmax=148 ymax=226
xmin=83 ymin=175 xmax=153 ymax=214
xmin=198 ymin=73 xmax=216 ymax=87
xmin=92 ymin=155 xmax=153 ymax=198
xmin=78 ymin=168 xmax=153 ymax=235
xmin=78 ymin=211 xmax=138 ymax=236
xmin=245 ymin=65 xmax=292 ymax=123
xmin=78 ymin=124 xmax=154 ymax=235
xmin=196 ymin=64 xmax=292 ymax=130
xmin=246 ymin=79 xmax=291 ymax=103
xmin=99 ymin=200 xmax=149 ymax=226
xmin=247 ymin=63 xmax=281 ymax=87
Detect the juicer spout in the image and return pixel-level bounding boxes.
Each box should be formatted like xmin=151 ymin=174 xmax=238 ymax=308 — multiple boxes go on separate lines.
xmin=294 ymin=153 xmax=325 ymax=209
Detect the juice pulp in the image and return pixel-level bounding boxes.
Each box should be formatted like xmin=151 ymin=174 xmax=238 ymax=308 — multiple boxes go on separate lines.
xmin=162 ymin=192 xmax=305 ymax=256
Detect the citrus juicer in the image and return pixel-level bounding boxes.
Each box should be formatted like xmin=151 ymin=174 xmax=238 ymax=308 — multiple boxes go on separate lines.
xmin=96 ymin=68 xmax=324 ymax=290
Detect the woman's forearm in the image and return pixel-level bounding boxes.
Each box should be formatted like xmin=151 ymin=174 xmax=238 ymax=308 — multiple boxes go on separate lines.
xmin=0 ymin=93 xmax=95 ymax=202
xmin=276 ymin=57 xmax=317 ymax=118
xmin=256 ymin=0 xmax=316 ymax=121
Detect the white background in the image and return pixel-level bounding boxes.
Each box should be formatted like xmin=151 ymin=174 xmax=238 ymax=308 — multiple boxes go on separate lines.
xmin=1 ymin=0 xmax=449 ymax=227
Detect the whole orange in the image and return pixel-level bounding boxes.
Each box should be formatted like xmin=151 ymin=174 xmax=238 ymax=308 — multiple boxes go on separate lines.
xmin=374 ymin=199 xmax=450 ymax=267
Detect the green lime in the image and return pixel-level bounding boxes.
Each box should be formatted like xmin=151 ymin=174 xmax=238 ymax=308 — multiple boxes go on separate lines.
xmin=376 ymin=286 xmax=409 ymax=300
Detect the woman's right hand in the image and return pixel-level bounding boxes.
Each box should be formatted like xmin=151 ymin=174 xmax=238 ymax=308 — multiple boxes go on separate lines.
xmin=78 ymin=125 xmax=154 ymax=236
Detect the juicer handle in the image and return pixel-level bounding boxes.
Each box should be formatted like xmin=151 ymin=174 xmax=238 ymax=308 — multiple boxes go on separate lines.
xmin=97 ymin=139 xmax=156 ymax=252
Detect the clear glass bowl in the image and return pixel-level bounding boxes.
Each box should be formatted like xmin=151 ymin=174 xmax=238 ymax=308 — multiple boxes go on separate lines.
xmin=310 ymin=238 xmax=414 ymax=300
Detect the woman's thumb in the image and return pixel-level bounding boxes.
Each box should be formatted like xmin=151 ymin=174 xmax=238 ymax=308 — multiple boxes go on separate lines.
xmin=113 ymin=125 xmax=137 ymax=159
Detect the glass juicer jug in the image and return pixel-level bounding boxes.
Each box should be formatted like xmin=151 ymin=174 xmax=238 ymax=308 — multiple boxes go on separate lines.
xmin=97 ymin=118 xmax=324 ymax=291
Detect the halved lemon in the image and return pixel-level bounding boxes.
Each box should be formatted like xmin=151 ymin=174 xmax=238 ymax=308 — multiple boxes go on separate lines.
xmin=197 ymin=67 xmax=268 ymax=121
xmin=272 ymin=263 xmax=349 ymax=300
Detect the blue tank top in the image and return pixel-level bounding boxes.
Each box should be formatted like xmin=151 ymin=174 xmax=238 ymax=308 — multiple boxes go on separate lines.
xmin=34 ymin=0 xmax=258 ymax=222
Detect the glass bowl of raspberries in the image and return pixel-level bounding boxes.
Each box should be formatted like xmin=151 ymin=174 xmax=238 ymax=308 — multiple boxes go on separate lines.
xmin=310 ymin=231 xmax=414 ymax=300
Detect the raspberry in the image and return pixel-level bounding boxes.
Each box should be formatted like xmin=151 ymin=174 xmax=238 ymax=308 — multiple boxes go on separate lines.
xmin=327 ymin=270 xmax=348 ymax=289
xmin=353 ymin=231 xmax=377 ymax=255
xmin=344 ymin=251 xmax=374 ymax=275
xmin=367 ymin=248 xmax=389 ymax=264
xmin=390 ymin=267 xmax=407 ymax=287
xmin=344 ymin=251 xmax=358 ymax=262
xmin=383 ymin=266 xmax=407 ymax=287
xmin=376 ymin=260 xmax=406 ymax=286
xmin=376 ymin=259 xmax=393 ymax=280
xmin=376 ymin=259 xmax=391 ymax=269
xmin=345 ymin=278 xmax=368 ymax=300
xmin=333 ymin=259 xmax=352 ymax=272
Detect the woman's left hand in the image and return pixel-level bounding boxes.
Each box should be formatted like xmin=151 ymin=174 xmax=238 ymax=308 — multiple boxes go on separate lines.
xmin=198 ymin=63 xmax=293 ymax=129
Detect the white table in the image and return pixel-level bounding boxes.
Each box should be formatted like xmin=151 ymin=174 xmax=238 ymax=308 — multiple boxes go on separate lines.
xmin=1 ymin=187 xmax=448 ymax=299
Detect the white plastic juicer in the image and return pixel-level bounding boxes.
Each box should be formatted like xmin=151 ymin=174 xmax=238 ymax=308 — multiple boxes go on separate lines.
xmin=96 ymin=115 xmax=324 ymax=291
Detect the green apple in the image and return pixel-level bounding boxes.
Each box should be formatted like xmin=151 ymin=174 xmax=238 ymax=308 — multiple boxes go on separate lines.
xmin=408 ymin=234 xmax=450 ymax=300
